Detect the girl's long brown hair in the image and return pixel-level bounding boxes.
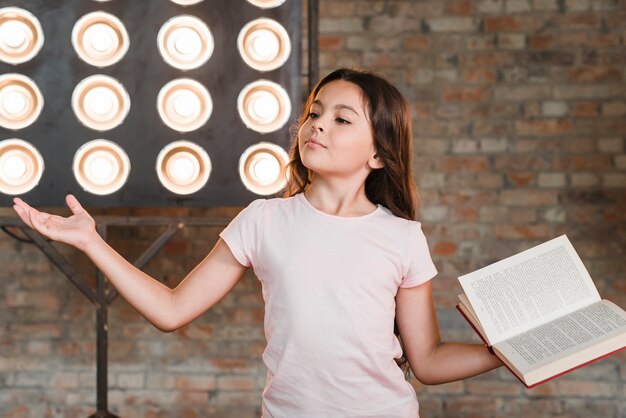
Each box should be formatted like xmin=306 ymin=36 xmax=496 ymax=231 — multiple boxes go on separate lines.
xmin=281 ymin=68 xmax=419 ymax=377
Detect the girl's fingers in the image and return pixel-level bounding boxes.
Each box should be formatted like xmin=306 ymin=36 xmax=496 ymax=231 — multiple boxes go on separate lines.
xmin=66 ymin=194 xmax=85 ymax=215
xmin=12 ymin=204 xmax=34 ymax=229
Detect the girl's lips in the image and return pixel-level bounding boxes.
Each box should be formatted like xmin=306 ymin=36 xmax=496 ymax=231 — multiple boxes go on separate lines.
xmin=305 ymin=139 xmax=326 ymax=148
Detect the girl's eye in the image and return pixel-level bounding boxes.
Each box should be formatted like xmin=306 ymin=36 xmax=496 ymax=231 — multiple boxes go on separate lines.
xmin=308 ymin=112 xmax=320 ymax=119
xmin=336 ymin=117 xmax=350 ymax=125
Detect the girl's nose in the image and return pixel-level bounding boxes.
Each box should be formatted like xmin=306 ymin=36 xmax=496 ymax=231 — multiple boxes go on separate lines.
xmin=311 ymin=120 xmax=323 ymax=133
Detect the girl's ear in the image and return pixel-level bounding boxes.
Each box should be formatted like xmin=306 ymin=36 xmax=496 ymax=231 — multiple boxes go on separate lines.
xmin=368 ymin=154 xmax=384 ymax=170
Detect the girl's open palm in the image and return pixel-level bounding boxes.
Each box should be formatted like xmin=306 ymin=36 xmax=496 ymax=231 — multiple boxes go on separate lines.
xmin=12 ymin=194 xmax=97 ymax=252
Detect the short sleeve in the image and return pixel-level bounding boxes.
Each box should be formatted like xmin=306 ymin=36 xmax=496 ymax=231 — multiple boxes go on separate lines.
xmin=400 ymin=222 xmax=438 ymax=288
xmin=219 ymin=199 xmax=265 ymax=268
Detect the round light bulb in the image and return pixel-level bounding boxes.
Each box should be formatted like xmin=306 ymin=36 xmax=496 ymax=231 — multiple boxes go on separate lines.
xmin=169 ymin=153 xmax=197 ymax=184
xmin=87 ymin=155 xmax=115 ymax=184
xmin=1 ymin=21 xmax=27 ymax=49
xmin=87 ymin=23 xmax=115 ymax=52
xmin=174 ymin=27 xmax=201 ymax=56
xmin=251 ymin=154 xmax=280 ymax=185
xmin=173 ymin=90 xmax=200 ymax=118
xmin=2 ymin=90 xmax=27 ymax=115
xmin=250 ymin=92 xmax=279 ymax=121
xmin=2 ymin=154 xmax=27 ymax=179
xmin=251 ymin=29 xmax=279 ymax=59
xmin=85 ymin=87 xmax=115 ymax=116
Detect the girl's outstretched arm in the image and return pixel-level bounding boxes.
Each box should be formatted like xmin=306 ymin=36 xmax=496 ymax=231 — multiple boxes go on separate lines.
xmin=13 ymin=195 xmax=248 ymax=332
xmin=396 ymin=280 xmax=502 ymax=385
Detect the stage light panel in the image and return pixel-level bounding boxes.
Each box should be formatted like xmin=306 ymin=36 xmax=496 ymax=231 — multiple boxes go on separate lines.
xmin=72 ymin=74 xmax=130 ymax=131
xmin=239 ymin=142 xmax=288 ymax=195
xmin=246 ymin=0 xmax=287 ymax=9
xmin=237 ymin=79 xmax=291 ymax=133
xmin=0 ymin=73 xmax=43 ymax=130
xmin=0 ymin=138 xmax=44 ymax=195
xmin=72 ymin=11 xmax=129 ymax=68
xmin=157 ymin=15 xmax=213 ymax=71
xmin=157 ymin=78 xmax=212 ymax=132
xmin=238 ymin=18 xmax=290 ymax=72
xmin=156 ymin=140 xmax=211 ymax=195
xmin=73 ymin=139 xmax=130 ymax=195
xmin=0 ymin=0 xmax=303 ymax=207
xmin=0 ymin=7 xmax=44 ymax=65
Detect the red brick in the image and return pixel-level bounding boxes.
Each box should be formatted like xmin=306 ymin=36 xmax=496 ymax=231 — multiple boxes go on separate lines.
xmin=444 ymin=87 xmax=491 ymax=102
xmin=515 ymin=119 xmax=573 ymax=136
xmin=571 ymin=101 xmax=600 ymax=117
xmin=318 ymin=35 xmax=344 ymax=50
xmin=547 ymin=13 xmax=601 ymax=30
xmin=484 ymin=16 xmax=544 ymax=32
xmin=494 ymin=224 xmax=551 ymax=240
xmin=433 ymin=241 xmax=457 ymax=256
xmin=404 ymin=35 xmax=431 ymax=50
xmin=438 ymin=156 xmax=490 ymax=172
xmin=447 ymin=0 xmax=473 ymax=15
xmin=529 ymin=34 xmax=555 ymax=49
xmin=466 ymin=380 xmax=521 ymax=395
xmin=568 ymin=66 xmax=623 ymax=82
xmin=462 ymin=68 xmax=497 ymax=83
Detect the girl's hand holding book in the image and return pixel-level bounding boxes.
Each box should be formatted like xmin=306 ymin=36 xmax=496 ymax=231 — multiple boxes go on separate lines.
xmin=12 ymin=194 xmax=98 ymax=253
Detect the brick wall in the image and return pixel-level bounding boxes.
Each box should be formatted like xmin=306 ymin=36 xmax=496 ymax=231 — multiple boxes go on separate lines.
xmin=1 ymin=0 xmax=626 ymax=417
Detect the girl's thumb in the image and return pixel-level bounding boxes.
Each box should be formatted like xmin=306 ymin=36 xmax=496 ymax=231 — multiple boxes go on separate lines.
xmin=66 ymin=194 xmax=84 ymax=215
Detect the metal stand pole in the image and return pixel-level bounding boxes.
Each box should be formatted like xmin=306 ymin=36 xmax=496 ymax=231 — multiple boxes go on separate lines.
xmin=0 ymin=216 xmax=230 ymax=417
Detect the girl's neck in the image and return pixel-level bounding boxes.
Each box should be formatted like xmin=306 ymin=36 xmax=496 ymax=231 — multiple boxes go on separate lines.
xmin=303 ymin=181 xmax=377 ymax=217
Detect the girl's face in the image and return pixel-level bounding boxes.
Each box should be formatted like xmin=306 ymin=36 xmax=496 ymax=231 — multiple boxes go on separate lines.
xmin=298 ymin=80 xmax=383 ymax=181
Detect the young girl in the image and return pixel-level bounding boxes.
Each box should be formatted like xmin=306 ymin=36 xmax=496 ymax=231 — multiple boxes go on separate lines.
xmin=13 ymin=68 xmax=502 ymax=417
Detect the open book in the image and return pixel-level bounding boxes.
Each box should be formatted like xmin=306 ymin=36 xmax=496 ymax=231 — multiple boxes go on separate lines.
xmin=457 ymin=235 xmax=626 ymax=388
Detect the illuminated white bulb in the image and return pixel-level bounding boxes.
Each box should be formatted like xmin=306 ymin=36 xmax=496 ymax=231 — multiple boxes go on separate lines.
xmin=158 ymin=15 xmax=213 ymax=70
xmin=249 ymin=92 xmax=279 ymax=121
xmin=173 ymin=27 xmax=201 ymax=56
xmin=2 ymin=154 xmax=27 ymax=180
xmin=86 ymin=154 xmax=115 ymax=184
xmin=85 ymin=87 xmax=115 ymax=116
xmin=86 ymin=23 xmax=115 ymax=52
xmin=173 ymin=90 xmax=200 ymax=118
xmin=0 ymin=74 xmax=43 ymax=129
xmin=239 ymin=142 xmax=288 ymax=195
xmin=73 ymin=139 xmax=130 ymax=195
xmin=238 ymin=18 xmax=290 ymax=71
xmin=251 ymin=154 xmax=280 ymax=185
xmin=251 ymin=29 xmax=279 ymax=60
xmin=2 ymin=90 xmax=27 ymax=115
xmin=168 ymin=152 xmax=198 ymax=184
xmin=156 ymin=140 xmax=210 ymax=194
xmin=0 ymin=139 xmax=44 ymax=195
xmin=1 ymin=21 xmax=27 ymax=49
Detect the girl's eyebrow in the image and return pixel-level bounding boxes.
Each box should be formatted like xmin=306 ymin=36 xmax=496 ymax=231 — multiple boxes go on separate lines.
xmin=312 ymin=99 xmax=361 ymax=118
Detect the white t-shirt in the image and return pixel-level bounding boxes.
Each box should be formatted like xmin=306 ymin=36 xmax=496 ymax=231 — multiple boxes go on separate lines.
xmin=219 ymin=193 xmax=438 ymax=418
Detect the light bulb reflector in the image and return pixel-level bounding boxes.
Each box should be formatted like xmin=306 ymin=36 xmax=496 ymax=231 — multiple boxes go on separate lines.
xmin=0 ymin=7 xmax=44 ymax=65
xmin=237 ymin=80 xmax=291 ymax=133
xmin=0 ymin=138 xmax=44 ymax=195
xmin=238 ymin=18 xmax=290 ymax=72
xmin=239 ymin=142 xmax=288 ymax=195
xmin=0 ymin=73 xmax=43 ymax=130
xmin=157 ymin=15 xmax=213 ymax=70
xmin=72 ymin=75 xmax=130 ymax=131
xmin=157 ymin=78 xmax=212 ymax=132
xmin=72 ymin=12 xmax=129 ymax=67
xmin=156 ymin=140 xmax=211 ymax=195
xmin=73 ymin=139 xmax=130 ymax=195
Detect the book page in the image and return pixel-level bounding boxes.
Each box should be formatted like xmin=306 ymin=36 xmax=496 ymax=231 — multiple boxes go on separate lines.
xmin=494 ymin=300 xmax=626 ymax=383
xmin=459 ymin=235 xmax=600 ymax=344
